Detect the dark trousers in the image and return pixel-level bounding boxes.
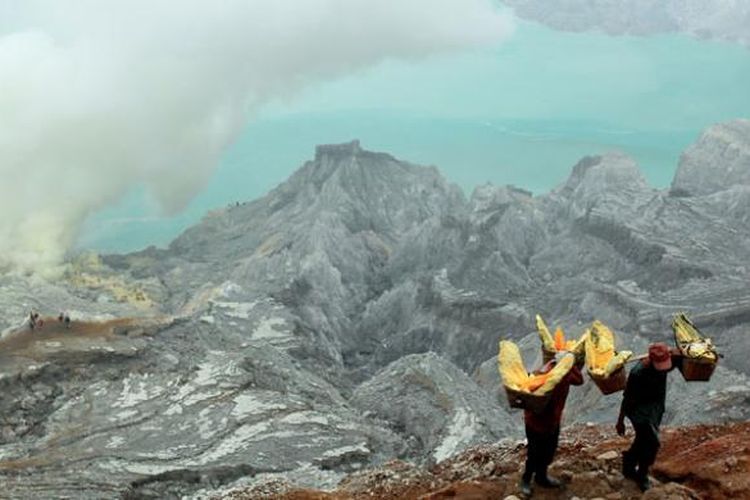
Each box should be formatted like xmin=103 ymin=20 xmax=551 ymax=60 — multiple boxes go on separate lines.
xmin=523 ymin=425 xmax=560 ymax=482
xmin=623 ymin=421 xmax=660 ymax=479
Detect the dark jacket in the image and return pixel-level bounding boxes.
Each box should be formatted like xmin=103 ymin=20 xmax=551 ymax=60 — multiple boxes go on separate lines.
xmin=622 ymin=356 xmax=682 ymax=428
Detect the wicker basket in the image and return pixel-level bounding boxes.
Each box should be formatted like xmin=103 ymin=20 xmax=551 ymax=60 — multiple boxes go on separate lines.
xmin=589 ymin=366 xmax=627 ymax=395
xmin=504 ymin=386 xmax=551 ymax=413
xmin=679 ymin=357 xmax=716 ymax=381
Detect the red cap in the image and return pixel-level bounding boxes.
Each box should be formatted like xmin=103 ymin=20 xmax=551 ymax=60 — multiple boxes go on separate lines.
xmin=648 ymin=342 xmax=672 ymax=371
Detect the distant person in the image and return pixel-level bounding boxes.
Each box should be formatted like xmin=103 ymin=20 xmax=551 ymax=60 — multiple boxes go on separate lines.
xmin=29 ymin=310 xmax=36 ymax=330
xmin=520 ymin=352 xmax=583 ymax=497
xmin=616 ymin=342 xmax=682 ymax=491
xmin=59 ymin=312 xmax=71 ymax=328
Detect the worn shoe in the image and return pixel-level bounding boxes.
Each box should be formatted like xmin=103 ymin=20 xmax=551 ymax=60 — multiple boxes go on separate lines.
xmin=622 ymin=452 xmax=637 ymax=479
xmin=535 ymin=475 xmax=562 ymax=488
xmin=637 ymin=476 xmax=651 ymax=492
xmin=519 ymin=478 xmax=532 ymax=497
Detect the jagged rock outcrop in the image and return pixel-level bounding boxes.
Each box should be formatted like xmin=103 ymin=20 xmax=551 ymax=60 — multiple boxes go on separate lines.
xmin=157 ymin=139 xmax=466 ymax=384
xmin=501 ymin=0 xmax=750 ymax=46
xmin=350 ymin=352 xmax=520 ymax=463
xmin=671 ymin=119 xmax=750 ymax=196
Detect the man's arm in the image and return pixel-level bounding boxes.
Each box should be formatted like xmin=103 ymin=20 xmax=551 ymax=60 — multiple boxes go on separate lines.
xmin=617 ymin=367 xmax=637 ymax=435
xmin=616 ymin=403 xmax=626 ymax=436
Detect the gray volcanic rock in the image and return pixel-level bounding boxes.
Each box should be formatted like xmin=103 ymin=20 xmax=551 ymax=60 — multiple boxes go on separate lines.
xmin=671 ymin=119 xmax=750 ymax=196
xmin=2 ymin=122 xmax=750 ymax=497
xmin=0 ymin=321 xmax=401 ymax=498
xmin=157 ymin=139 xmax=466 ymax=384
xmin=501 ymin=0 xmax=750 ymax=46
xmin=350 ymin=352 xmax=520 ymax=463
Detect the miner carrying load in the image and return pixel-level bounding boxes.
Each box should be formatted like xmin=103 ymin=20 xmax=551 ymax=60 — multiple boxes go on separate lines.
xmin=616 ymin=342 xmax=682 ymax=491
xmin=521 ymin=351 xmax=582 ymax=495
xmin=498 ymin=340 xmax=583 ymax=497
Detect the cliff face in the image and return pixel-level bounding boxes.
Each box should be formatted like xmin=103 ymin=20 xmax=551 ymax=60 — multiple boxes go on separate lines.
xmin=0 ymin=122 xmax=749 ymax=498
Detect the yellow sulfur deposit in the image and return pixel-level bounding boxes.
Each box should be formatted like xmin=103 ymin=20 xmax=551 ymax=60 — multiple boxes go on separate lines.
xmin=536 ymin=314 xmax=588 ymax=359
xmin=672 ymin=313 xmax=718 ymax=362
xmin=498 ymin=340 xmax=575 ymax=395
xmin=585 ymin=321 xmax=632 ymax=377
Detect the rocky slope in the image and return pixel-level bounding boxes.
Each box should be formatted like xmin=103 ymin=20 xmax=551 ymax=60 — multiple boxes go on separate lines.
xmin=0 ymin=123 xmax=749 ymax=497
xmin=350 ymin=353 xmax=520 ymax=463
xmin=501 ymin=0 xmax=750 ymax=46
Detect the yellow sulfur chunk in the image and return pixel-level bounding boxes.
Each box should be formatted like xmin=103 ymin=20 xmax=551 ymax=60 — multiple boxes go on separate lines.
xmin=604 ymin=351 xmax=633 ymax=376
xmin=535 ymin=355 xmax=574 ymax=393
xmin=498 ymin=340 xmax=575 ymax=395
xmin=498 ymin=340 xmax=530 ymax=390
xmin=672 ymin=313 xmax=718 ymax=362
xmin=536 ymin=314 xmax=556 ymax=352
xmin=684 ymin=339 xmax=717 ymax=361
xmin=585 ymin=321 xmax=632 ymax=377
xmin=672 ymin=313 xmax=703 ymax=343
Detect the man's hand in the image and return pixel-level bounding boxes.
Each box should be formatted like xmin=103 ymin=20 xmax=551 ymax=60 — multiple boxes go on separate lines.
xmin=616 ymin=419 xmax=626 ymax=436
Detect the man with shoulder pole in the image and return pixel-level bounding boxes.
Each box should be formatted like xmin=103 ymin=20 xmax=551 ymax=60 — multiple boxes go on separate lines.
xmin=616 ymin=342 xmax=682 ymax=491
xmin=520 ymin=351 xmax=583 ymax=497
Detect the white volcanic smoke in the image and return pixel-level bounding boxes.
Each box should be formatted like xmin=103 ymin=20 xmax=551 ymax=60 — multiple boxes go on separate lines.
xmin=0 ymin=0 xmax=512 ymax=274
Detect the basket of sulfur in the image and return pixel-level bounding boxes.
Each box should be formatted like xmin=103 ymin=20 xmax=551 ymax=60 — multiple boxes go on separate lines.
xmin=498 ymin=340 xmax=575 ymax=413
xmin=672 ymin=313 xmax=718 ymax=381
xmin=536 ymin=314 xmax=588 ymax=368
xmin=585 ymin=321 xmax=633 ymax=395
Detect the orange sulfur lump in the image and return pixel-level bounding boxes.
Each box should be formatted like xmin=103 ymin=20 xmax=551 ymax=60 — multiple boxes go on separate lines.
xmin=554 ymin=328 xmax=578 ymax=351
xmin=536 ymin=315 xmax=588 ymax=363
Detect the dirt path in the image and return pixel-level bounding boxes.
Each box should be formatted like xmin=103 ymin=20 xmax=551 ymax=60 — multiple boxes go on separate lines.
xmin=0 ymin=315 xmax=171 ymax=364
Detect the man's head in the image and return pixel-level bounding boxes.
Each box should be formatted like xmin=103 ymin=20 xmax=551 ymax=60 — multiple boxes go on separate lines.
xmin=648 ymin=342 xmax=672 ymax=371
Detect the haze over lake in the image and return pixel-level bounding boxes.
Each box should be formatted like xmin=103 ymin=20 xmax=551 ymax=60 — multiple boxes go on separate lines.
xmin=80 ymin=20 xmax=750 ymax=252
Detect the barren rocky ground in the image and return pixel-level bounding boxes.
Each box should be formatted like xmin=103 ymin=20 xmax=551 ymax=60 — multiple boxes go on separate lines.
xmin=221 ymin=422 xmax=750 ymax=499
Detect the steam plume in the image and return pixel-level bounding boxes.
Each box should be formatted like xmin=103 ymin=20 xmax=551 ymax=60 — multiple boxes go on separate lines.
xmin=0 ymin=0 xmax=513 ymax=274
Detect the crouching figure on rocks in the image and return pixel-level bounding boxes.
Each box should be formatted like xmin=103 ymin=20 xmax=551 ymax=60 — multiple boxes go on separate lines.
xmin=520 ymin=351 xmax=583 ymax=497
